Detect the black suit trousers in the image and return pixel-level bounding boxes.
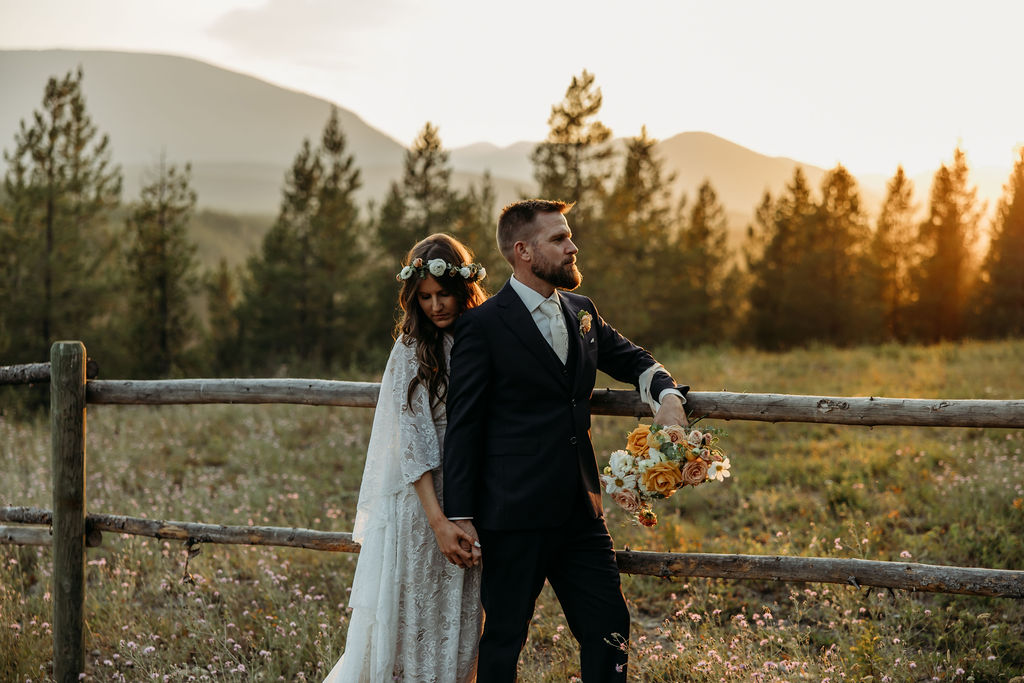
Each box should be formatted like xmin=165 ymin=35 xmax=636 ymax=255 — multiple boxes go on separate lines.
xmin=475 ymin=502 xmax=629 ymax=683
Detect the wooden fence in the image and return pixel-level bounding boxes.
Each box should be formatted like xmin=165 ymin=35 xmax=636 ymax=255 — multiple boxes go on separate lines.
xmin=2 ymin=341 xmax=1023 ymax=682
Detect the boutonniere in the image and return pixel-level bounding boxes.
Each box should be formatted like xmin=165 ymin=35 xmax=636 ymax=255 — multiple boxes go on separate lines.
xmin=577 ymin=310 xmax=593 ymax=337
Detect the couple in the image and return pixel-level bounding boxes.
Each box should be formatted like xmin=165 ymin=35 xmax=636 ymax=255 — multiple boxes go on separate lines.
xmin=325 ymin=199 xmax=688 ymax=682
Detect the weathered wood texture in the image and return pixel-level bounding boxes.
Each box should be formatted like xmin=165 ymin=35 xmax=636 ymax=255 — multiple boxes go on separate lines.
xmin=615 ymin=551 xmax=1024 ymax=598
xmin=50 ymin=342 xmax=87 ymax=683
xmin=4 ymin=507 xmax=1021 ymax=598
xmin=87 ymin=378 xmax=381 ymax=407
xmin=0 ymin=525 xmax=53 ymax=546
xmin=0 ymin=359 xmax=98 ymax=385
xmin=85 ymin=379 xmax=1024 ymax=427
xmin=0 ymin=507 xmax=359 ymax=553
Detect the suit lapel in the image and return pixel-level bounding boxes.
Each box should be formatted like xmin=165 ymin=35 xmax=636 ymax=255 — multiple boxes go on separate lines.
xmin=494 ymin=282 xmax=571 ymax=386
xmin=559 ymin=295 xmax=589 ymax=386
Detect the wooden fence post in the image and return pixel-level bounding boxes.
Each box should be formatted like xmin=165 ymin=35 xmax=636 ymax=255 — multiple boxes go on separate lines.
xmin=50 ymin=341 xmax=86 ymax=682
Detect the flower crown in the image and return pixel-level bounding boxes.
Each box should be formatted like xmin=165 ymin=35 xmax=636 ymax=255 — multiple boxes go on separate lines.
xmin=397 ymin=257 xmax=487 ymax=283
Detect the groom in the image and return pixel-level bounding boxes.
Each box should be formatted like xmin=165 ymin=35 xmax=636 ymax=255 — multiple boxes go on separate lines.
xmin=442 ymin=199 xmax=688 ymax=682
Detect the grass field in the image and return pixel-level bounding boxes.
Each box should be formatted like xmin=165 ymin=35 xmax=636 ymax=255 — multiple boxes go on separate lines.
xmin=2 ymin=339 xmax=1023 ymax=681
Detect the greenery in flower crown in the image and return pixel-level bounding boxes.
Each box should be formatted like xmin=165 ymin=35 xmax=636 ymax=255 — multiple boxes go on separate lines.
xmin=396 ymin=257 xmax=486 ymax=283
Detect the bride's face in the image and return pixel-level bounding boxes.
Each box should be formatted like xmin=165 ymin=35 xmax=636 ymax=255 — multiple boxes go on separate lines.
xmin=417 ymin=275 xmax=458 ymax=329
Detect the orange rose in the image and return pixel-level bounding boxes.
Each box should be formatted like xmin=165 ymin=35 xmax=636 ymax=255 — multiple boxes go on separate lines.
xmin=626 ymin=424 xmax=651 ymax=458
xmin=641 ymin=461 xmax=684 ymax=497
xmin=681 ymin=458 xmax=709 ymax=486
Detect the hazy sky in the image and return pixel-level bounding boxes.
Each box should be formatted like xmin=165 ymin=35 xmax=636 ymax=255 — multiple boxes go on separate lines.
xmin=1 ymin=0 xmax=1021 ymax=176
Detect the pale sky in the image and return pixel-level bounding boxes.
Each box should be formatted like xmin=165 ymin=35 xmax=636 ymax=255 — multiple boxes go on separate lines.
xmin=1 ymin=0 xmax=1021 ymax=177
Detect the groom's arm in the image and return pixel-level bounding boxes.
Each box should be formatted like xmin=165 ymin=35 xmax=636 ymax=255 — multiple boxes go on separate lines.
xmin=589 ymin=300 xmax=689 ymax=411
xmin=443 ymin=312 xmax=490 ymax=520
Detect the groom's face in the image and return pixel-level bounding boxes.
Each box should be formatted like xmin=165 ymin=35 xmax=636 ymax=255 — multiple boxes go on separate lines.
xmin=528 ymin=212 xmax=582 ymax=290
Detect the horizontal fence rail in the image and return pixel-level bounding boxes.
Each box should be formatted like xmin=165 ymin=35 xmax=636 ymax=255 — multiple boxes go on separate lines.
xmin=0 ymin=360 xmax=99 ymax=385
xmin=85 ymin=378 xmax=1024 ymax=428
xmin=5 ymin=348 xmax=1024 ymax=681
xmin=3 ymin=507 xmax=1021 ymax=599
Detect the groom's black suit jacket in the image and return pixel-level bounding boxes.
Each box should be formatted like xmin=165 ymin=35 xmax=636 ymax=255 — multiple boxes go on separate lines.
xmin=443 ymin=280 xmax=685 ymax=530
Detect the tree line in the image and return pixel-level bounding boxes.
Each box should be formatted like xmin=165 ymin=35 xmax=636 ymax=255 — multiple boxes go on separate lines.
xmin=2 ymin=68 xmax=1023 ymax=386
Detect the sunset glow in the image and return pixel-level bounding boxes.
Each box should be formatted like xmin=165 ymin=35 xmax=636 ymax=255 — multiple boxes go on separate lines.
xmin=0 ymin=0 xmax=1021 ymax=176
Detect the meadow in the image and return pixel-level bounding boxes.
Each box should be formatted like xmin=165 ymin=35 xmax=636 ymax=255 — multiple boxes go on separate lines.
xmin=2 ymin=340 xmax=1023 ymax=682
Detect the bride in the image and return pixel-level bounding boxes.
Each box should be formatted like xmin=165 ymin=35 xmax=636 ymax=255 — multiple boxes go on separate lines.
xmin=325 ymin=233 xmax=487 ymax=683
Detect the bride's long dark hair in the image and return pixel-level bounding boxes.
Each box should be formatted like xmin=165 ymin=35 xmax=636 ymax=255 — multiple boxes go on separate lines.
xmin=396 ymin=233 xmax=487 ymax=408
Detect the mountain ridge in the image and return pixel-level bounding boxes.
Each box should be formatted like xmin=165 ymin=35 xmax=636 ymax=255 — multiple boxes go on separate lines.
xmin=1 ymin=49 xmax=1009 ymax=232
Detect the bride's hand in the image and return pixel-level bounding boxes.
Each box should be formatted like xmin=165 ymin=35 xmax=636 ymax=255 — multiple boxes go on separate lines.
xmin=432 ymin=518 xmax=481 ymax=568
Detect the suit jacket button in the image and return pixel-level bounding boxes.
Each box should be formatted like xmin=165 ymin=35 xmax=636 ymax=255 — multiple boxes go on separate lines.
xmin=569 ymin=436 xmax=578 ymax=445
xmin=570 ymin=399 xmax=576 ymax=407
xmin=561 ymin=367 xmax=568 ymax=376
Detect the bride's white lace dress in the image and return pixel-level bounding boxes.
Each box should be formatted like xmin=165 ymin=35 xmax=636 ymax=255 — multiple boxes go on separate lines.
xmin=324 ymin=335 xmax=482 ymax=683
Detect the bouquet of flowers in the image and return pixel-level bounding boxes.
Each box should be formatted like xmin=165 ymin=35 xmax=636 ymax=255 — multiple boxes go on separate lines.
xmin=600 ymin=422 xmax=731 ymax=527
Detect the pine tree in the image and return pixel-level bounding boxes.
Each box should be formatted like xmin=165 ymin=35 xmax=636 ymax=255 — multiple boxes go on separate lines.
xmin=402 ymin=122 xmax=458 ymax=237
xmin=311 ymin=110 xmax=366 ymax=368
xmin=910 ymin=147 xmax=982 ymax=341
xmin=0 ymin=68 xmax=121 ymax=362
xmin=239 ymin=108 xmax=365 ymax=371
xmin=204 ymin=258 xmax=239 ymax=375
xmin=531 ymin=70 xmax=615 ymax=255
xmin=596 ymin=127 xmax=678 ymax=345
xmin=871 ymin=166 xmax=918 ymax=340
xmin=448 ymin=170 xmax=505 ymax=282
xmin=798 ymin=164 xmax=874 ymax=344
xmin=974 ymin=149 xmax=1024 ymax=336
xmin=745 ymin=168 xmax=816 ymax=348
xmin=678 ymin=180 xmax=738 ymax=343
xmin=123 ymin=158 xmax=201 ymax=377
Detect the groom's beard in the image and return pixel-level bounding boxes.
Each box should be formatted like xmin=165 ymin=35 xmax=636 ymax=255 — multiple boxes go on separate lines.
xmin=532 ymin=256 xmax=583 ymax=291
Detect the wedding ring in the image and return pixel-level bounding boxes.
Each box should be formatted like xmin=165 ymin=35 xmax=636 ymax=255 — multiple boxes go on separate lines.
xmin=473 ymin=541 xmax=481 ymax=548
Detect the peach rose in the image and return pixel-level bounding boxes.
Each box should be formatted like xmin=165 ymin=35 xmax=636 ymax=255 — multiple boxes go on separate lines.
xmin=641 ymin=461 xmax=684 ymax=497
xmin=663 ymin=425 xmax=688 ymax=444
xmin=681 ymin=458 xmax=709 ymax=486
xmin=626 ymin=424 xmax=652 ymax=458
xmin=611 ymin=489 xmax=643 ymax=513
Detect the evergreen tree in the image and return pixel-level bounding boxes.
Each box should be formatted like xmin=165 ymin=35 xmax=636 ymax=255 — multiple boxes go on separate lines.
xmin=798 ymin=164 xmax=874 ymax=344
xmin=0 ymin=68 xmax=121 ymax=362
xmin=123 ymin=158 xmax=201 ymax=377
xmin=531 ymin=70 xmax=615 ymax=255
xmin=910 ymin=147 xmax=982 ymax=341
xmin=745 ymin=168 xmax=816 ymax=348
xmin=204 ymin=258 xmax=240 ymax=375
xmin=448 ymin=170 xmax=505 ymax=282
xmin=974 ymin=149 xmax=1024 ymax=336
xmin=239 ymin=108 xmax=365 ymax=370
xmin=402 ymin=122 xmax=458 ymax=237
xmin=678 ymin=179 xmax=739 ymax=344
xmin=596 ymin=127 xmax=678 ymax=345
xmin=312 ymin=110 xmax=368 ymax=368
xmin=871 ymin=166 xmax=918 ymax=340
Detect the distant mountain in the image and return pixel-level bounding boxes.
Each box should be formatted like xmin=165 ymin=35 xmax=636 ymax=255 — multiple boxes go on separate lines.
xmin=1 ymin=49 xmax=1007 ymax=252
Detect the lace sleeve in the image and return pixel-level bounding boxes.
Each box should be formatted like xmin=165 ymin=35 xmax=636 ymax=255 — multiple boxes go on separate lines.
xmin=393 ymin=340 xmax=442 ymax=487
xmin=350 ymin=337 xmax=438 ymax=544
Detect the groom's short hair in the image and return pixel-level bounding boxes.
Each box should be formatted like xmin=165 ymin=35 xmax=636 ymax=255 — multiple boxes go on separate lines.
xmin=497 ymin=199 xmax=573 ymax=264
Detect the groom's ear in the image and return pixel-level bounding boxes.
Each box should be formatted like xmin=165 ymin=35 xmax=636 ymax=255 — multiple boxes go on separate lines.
xmin=514 ymin=241 xmax=531 ymax=262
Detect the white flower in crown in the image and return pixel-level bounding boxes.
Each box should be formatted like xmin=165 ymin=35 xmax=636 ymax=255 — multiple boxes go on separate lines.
xmin=459 ymin=266 xmax=472 ymax=278
xmin=398 ymin=266 xmax=415 ymax=281
xmin=428 ymin=258 xmax=447 ymax=276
